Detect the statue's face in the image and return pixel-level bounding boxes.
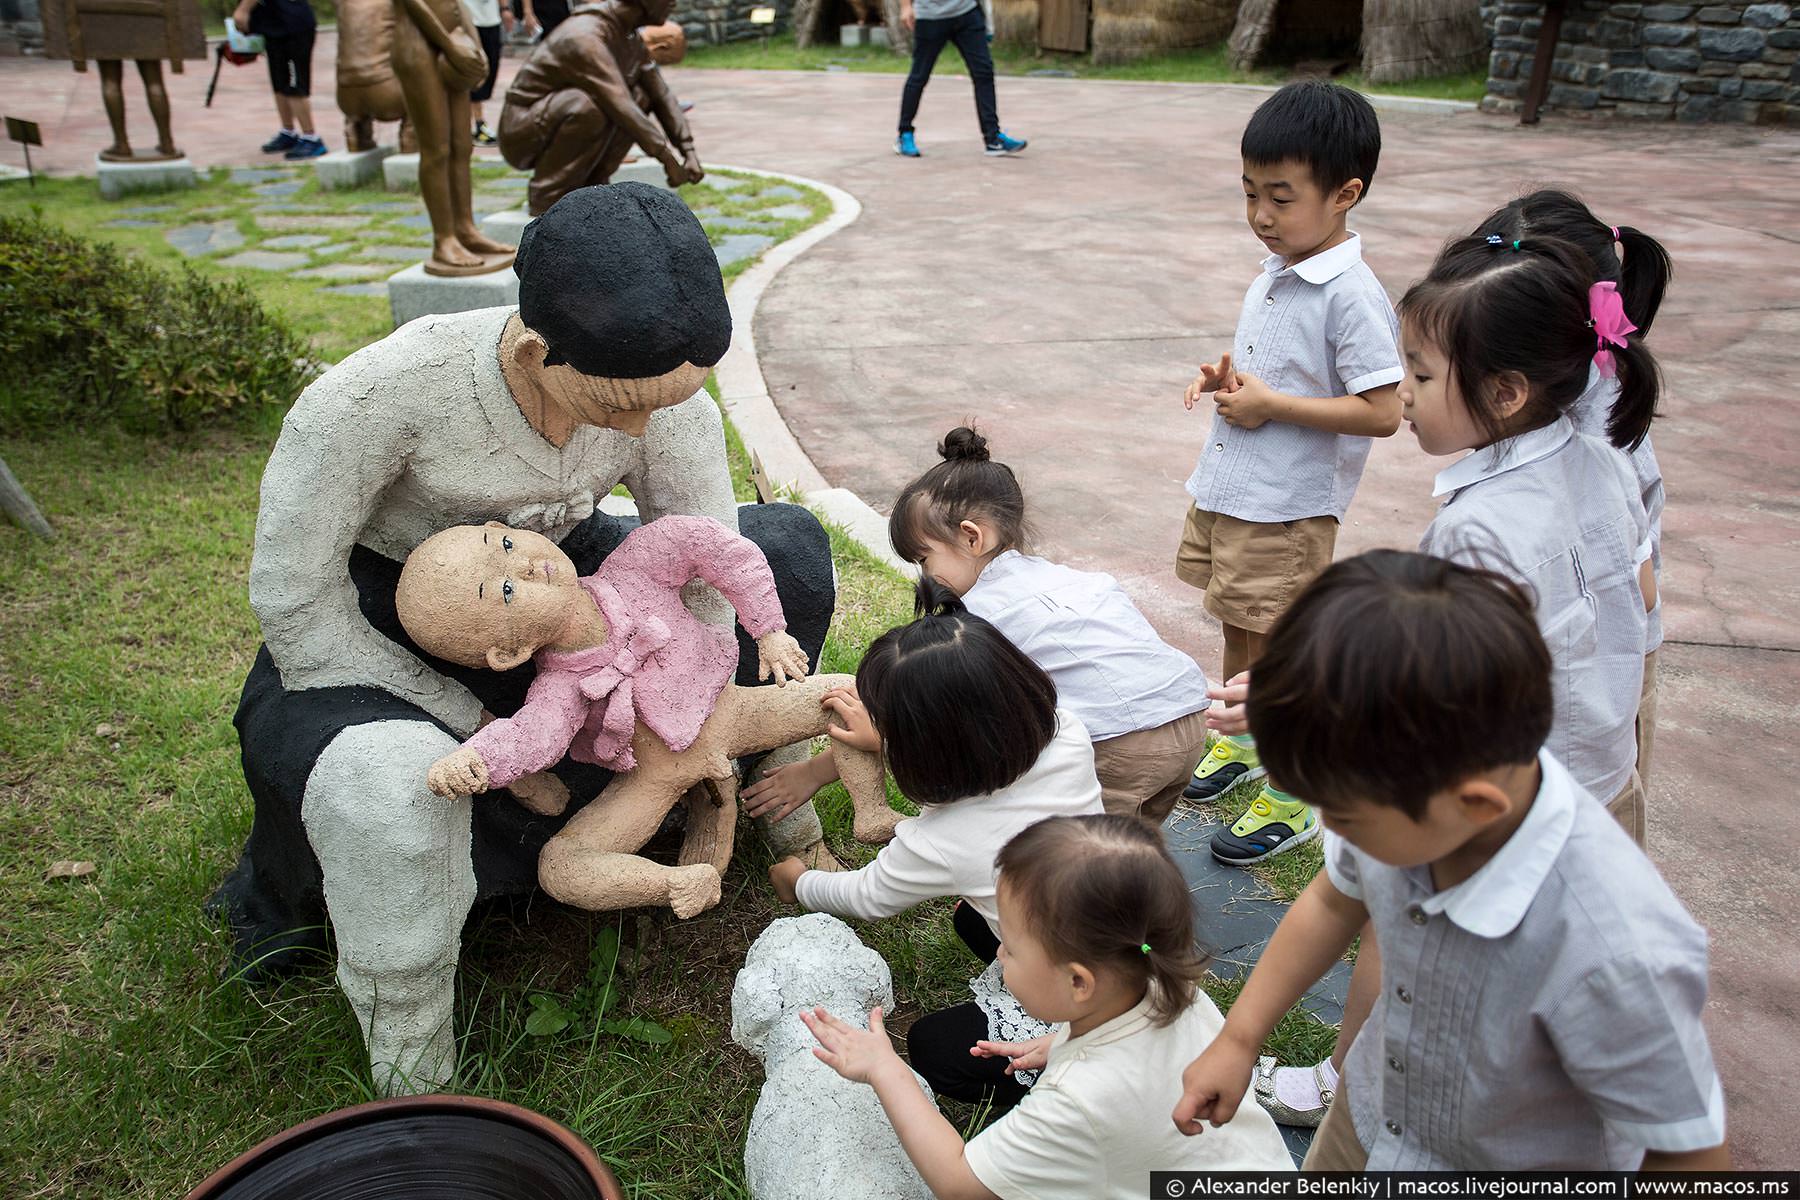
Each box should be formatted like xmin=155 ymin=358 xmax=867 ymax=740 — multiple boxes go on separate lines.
xmin=397 ymin=523 xmax=584 ymax=669
xmin=510 ymin=322 xmax=708 ymax=436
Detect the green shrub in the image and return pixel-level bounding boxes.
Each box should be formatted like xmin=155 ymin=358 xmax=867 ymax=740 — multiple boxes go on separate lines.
xmin=0 ymin=212 xmax=312 ymax=436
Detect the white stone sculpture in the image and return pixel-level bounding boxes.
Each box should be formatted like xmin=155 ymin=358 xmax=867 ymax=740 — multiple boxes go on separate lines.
xmin=730 ymin=915 xmax=937 ymax=1200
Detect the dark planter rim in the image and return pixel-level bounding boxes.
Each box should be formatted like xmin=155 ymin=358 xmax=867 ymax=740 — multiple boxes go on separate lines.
xmin=183 ymin=1093 xmax=626 ymax=1200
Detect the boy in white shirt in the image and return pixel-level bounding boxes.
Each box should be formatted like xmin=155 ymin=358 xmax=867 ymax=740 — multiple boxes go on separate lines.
xmin=1177 ymin=81 xmax=1404 ymax=867
xmin=1173 ymin=552 xmax=1728 ymax=1171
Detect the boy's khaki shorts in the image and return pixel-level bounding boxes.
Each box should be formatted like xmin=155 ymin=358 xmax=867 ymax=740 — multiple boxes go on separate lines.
xmin=1174 ymin=505 xmax=1338 ymax=634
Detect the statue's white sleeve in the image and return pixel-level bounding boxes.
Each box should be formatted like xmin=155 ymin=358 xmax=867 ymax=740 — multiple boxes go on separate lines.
xmin=621 ymin=390 xmax=741 ymax=627
xmin=248 ymin=393 xmax=483 ymax=736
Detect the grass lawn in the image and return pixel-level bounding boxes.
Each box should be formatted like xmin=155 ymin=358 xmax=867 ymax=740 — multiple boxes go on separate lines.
xmin=1 ymin=159 xmax=1331 ymax=1197
xmin=679 ymin=33 xmax=1486 ymax=101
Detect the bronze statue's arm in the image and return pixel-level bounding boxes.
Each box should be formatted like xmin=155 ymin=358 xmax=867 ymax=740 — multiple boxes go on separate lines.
xmin=638 ymin=63 xmax=693 ymax=154
xmin=573 ymin=38 xmax=680 ymax=165
xmin=394 ymin=0 xmax=470 ymax=56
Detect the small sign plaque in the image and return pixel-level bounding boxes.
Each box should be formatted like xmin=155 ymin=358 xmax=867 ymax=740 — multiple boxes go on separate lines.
xmin=5 ymin=117 xmax=42 ymax=147
xmin=749 ymin=6 xmax=776 ymax=22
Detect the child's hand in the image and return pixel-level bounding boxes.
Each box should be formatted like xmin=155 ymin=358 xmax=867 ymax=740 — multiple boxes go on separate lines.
xmin=1172 ymin=1036 xmax=1258 ymax=1135
xmin=1205 ymin=670 xmax=1251 ymax=737
xmin=972 ymin=1033 xmax=1054 ymax=1075
xmin=1184 ymin=352 xmax=1240 ymax=410
xmin=822 ymin=686 xmax=880 ymax=753
xmin=756 ymin=630 xmax=811 ymax=686
xmin=769 ymin=855 xmax=808 ymax=904
xmin=801 ymin=1005 xmax=904 ymax=1086
xmin=1214 ymin=370 xmax=1273 ymax=429
xmin=743 ymin=755 xmax=827 ymax=822
xmin=426 ymin=747 xmax=490 ymax=797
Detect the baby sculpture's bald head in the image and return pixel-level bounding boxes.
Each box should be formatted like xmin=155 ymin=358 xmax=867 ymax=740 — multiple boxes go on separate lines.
xmin=396 ymin=522 xmax=584 ymax=671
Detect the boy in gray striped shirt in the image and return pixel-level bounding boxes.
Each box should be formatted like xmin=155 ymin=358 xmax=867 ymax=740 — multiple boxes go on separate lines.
xmin=1172 ymin=552 xmax=1729 ymax=1172
xmin=1176 ymin=81 xmax=1404 ymax=868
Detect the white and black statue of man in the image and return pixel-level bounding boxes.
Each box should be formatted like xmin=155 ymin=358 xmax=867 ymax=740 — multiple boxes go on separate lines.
xmin=209 ymin=183 xmax=837 ymax=1095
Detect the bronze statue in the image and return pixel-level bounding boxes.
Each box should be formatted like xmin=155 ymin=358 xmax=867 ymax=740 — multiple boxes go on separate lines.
xmin=42 ymin=0 xmax=204 ymax=161
xmin=336 ymin=0 xmax=415 ymax=153
xmin=392 ymin=0 xmax=516 ymax=275
xmin=498 ymin=0 xmax=702 ymax=217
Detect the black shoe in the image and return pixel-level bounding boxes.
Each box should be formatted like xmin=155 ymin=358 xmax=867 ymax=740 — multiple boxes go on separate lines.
xmin=261 ymin=130 xmax=299 ymax=154
xmin=472 ymin=120 xmax=497 ymax=146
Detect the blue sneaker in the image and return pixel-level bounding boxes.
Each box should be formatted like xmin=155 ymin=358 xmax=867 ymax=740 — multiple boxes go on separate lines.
xmin=984 ymin=131 xmax=1027 ymax=156
xmin=261 ymin=130 xmax=298 ymax=154
xmin=284 ymin=135 xmax=328 ymax=160
xmin=894 ymin=131 xmax=920 ymax=157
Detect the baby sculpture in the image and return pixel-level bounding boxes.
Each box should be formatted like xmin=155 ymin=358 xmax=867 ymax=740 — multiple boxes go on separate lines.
xmin=731 ymin=914 xmax=936 ymax=1200
xmin=397 ymin=516 xmax=902 ymax=917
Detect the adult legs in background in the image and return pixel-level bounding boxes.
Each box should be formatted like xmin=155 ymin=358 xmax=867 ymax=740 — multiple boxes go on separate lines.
xmin=945 ymin=5 xmax=999 ymax=141
xmin=897 ymin=14 xmax=952 ymax=133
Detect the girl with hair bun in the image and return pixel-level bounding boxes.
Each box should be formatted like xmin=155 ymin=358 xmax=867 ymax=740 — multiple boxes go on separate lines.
xmin=745 ymin=426 xmax=1214 ymax=831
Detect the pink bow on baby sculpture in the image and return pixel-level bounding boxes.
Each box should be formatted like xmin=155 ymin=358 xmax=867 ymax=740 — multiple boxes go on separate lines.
xmin=1589 ymin=281 xmax=1638 ymax=379
xmin=577 ymin=613 xmax=673 ymax=771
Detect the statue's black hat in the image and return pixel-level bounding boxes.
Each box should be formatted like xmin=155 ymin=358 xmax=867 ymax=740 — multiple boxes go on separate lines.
xmin=517 ymin=182 xmax=731 ymax=379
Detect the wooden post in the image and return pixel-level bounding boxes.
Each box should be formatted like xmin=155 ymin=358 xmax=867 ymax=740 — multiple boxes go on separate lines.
xmin=0 ymin=455 xmax=54 ymax=539
xmin=1520 ymin=0 xmax=1566 ymax=125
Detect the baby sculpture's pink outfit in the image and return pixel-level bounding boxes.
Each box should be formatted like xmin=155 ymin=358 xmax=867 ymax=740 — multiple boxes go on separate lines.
xmin=462 ymin=515 xmax=786 ymax=786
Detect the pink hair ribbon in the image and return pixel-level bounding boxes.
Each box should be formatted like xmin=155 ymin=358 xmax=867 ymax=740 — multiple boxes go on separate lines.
xmin=1589 ymin=281 xmax=1637 ymax=378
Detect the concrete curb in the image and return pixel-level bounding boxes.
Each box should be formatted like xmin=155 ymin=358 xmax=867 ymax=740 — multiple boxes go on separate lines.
xmin=707 ymin=163 xmax=917 ymax=577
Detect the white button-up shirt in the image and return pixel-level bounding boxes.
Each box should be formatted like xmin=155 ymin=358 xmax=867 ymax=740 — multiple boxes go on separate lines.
xmin=961 ymin=551 xmax=1210 ymax=741
xmin=1420 ymin=417 xmax=1649 ymax=801
xmin=1184 ymin=233 xmax=1404 ymax=523
xmin=1569 ymin=365 xmax=1665 ymax=653
xmin=1325 ymin=752 xmax=1724 ymax=1169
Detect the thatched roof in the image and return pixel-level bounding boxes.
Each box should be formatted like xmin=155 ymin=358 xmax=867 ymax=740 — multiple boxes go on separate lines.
xmin=1230 ymin=0 xmax=1484 ymax=82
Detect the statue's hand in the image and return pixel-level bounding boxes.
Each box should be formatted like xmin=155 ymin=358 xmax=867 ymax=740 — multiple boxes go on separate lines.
xmin=436 ymin=28 xmax=488 ymax=90
xmin=755 ymin=630 xmax=810 ymax=686
xmin=509 ymin=770 xmax=570 ymax=817
xmin=427 ymin=747 xmax=491 ymax=797
xmin=662 ymin=155 xmax=689 ymax=189
xmin=682 ymin=149 xmax=704 ymax=185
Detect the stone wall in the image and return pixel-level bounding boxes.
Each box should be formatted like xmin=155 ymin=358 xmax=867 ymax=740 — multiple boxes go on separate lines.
xmin=1482 ymin=1 xmax=1799 ymax=123
xmin=673 ymin=0 xmax=795 ymax=44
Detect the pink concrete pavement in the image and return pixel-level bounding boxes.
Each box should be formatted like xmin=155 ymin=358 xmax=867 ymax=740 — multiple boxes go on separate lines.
xmin=6 ymin=47 xmax=1798 ymax=1167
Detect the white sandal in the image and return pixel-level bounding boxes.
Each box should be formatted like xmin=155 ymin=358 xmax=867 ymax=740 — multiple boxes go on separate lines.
xmin=1251 ymin=1054 xmax=1332 ymax=1128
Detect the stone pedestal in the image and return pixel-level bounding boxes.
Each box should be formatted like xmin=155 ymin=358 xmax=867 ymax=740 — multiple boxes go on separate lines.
xmin=383 ymin=152 xmax=420 ymax=191
xmin=96 ymin=155 xmax=197 ymax=200
xmin=478 ymin=204 xmax=533 ymax=248
xmin=868 ymin=25 xmax=890 ymax=46
xmin=388 ymin=261 xmax=518 ymax=327
xmin=839 ymin=23 xmax=867 ymax=44
xmin=316 ymin=145 xmax=395 ymax=190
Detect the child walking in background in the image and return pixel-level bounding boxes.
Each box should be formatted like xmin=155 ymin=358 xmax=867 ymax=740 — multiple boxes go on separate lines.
xmin=746 ymin=426 xmax=1211 ymax=828
xmin=1470 ymin=190 xmax=1673 ymax=790
xmin=769 ymin=583 xmax=1104 ymax=1112
xmin=1173 ymin=552 xmax=1727 ymax=1171
xmin=1256 ymin=226 xmax=1666 ymax=1128
xmin=1177 ymin=80 xmax=1404 ymax=867
xmin=806 ymin=814 xmax=1294 ymax=1199
xmin=894 ymin=0 xmax=1025 ymax=158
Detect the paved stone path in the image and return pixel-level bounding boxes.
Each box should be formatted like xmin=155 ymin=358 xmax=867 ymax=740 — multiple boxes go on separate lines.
xmin=7 ymin=46 xmax=1797 ymax=1166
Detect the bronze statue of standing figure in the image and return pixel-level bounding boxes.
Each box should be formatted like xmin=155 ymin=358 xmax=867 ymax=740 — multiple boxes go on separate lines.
xmin=336 ymin=0 xmax=415 ymax=154
xmin=498 ymin=0 xmax=702 ymax=216
xmin=42 ymin=0 xmax=205 ymax=161
xmin=391 ymin=0 xmax=516 ymax=275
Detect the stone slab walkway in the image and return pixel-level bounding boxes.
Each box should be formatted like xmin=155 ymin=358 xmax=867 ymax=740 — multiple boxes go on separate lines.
xmin=6 ymin=47 xmax=1797 ymax=1166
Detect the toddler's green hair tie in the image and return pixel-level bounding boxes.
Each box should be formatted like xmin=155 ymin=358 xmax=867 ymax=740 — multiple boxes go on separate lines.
xmin=1140 ymin=943 xmax=1152 ymax=955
